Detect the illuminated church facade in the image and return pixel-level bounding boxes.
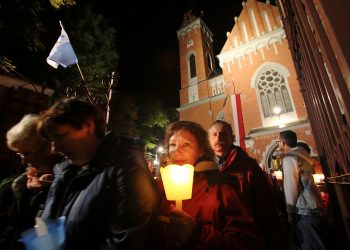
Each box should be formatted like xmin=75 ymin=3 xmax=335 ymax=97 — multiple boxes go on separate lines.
xmin=176 ymin=0 xmax=317 ymax=171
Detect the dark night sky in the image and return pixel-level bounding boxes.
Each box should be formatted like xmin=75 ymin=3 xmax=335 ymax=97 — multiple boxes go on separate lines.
xmin=96 ymin=1 xmax=244 ymax=108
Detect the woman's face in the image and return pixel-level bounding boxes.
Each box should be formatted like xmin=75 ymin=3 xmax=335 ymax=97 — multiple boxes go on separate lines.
xmin=168 ymin=129 xmax=202 ymax=166
xmin=15 ymin=141 xmax=53 ymax=173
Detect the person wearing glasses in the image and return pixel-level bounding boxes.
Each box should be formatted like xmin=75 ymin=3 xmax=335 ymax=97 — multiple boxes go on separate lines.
xmin=7 ymin=114 xmax=60 ymax=190
xmin=4 ymin=114 xmax=61 ymax=249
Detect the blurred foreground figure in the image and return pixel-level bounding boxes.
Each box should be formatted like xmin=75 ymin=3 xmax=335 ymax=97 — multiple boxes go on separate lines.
xmin=38 ymin=97 xmax=160 ymax=250
xmin=158 ymin=120 xmax=264 ymax=250
xmin=208 ymin=120 xmax=288 ymax=250
xmin=3 ymin=114 xmax=59 ymax=249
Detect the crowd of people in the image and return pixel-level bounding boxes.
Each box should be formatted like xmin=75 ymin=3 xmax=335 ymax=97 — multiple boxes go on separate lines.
xmin=0 ymin=97 xmax=330 ymax=250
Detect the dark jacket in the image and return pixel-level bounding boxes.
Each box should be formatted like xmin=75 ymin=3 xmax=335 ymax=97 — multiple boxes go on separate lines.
xmin=0 ymin=172 xmax=51 ymax=250
xmin=158 ymin=160 xmax=264 ymax=250
xmin=217 ymin=145 xmax=289 ymax=250
xmin=42 ymin=132 xmax=160 ymax=250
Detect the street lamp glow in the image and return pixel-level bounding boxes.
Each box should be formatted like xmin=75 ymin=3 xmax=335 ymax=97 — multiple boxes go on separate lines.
xmin=154 ymin=146 xmax=164 ymax=166
xmin=313 ymin=173 xmax=325 ymax=184
xmin=273 ymin=170 xmax=283 ymax=180
xmin=273 ymin=106 xmax=282 ymax=115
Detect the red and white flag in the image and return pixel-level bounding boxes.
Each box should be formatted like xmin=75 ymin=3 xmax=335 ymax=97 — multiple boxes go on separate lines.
xmin=231 ymin=94 xmax=246 ymax=150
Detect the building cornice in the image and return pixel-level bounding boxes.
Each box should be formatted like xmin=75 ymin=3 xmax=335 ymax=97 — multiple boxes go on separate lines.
xmin=248 ymin=119 xmax=310 ymax=137
xmin=177 ymin=18 xmax=213 ymax=41
xmin=217 ymin=27 xmax=286 ymax=67
xmin=177 ymin=93 xmax=226 ymax=112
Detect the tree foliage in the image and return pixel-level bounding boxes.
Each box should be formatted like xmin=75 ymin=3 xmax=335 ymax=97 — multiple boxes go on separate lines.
xmin=0 ymin=0 xmax=179 ymax=153
xmin=46 ymin=4 xmax=119 ymax=99
xmin=108 ymin=92 xmax=139 ymax=136
xmin=136 ymin=95 xmax=178 ymax=153
xmin=49 ymin=0 xmax=76 ymax=9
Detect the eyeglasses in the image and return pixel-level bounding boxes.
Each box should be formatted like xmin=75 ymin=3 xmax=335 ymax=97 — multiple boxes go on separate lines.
xmin=16 ymin=147 xmax=41 ymax=159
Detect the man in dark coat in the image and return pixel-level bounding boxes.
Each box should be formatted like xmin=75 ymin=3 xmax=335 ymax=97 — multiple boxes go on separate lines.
xmin=39 ymin=97 xmax=160 ymax=250
xmin=208 ymin=120 xmax=288 ymax=250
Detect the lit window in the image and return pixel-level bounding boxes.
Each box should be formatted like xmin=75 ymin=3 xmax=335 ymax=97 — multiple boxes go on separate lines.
xmin=257 ymin=69 xmax=293 ymax=118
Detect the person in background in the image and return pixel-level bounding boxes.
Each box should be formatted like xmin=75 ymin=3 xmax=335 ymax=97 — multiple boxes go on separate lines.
xmin=156 ymin=151 xmax=171 ymax=179
xmin=3 ymin=114 xmax=60 ymax=249
xmin=296 ymin=141 xmax=311 ymax=155
xmin=146 ymin=157 xmax=157 ymax=179
xmin=158 ymin=120 xmax=264 ymax=250
xmin=7 ymin=114 xmax=57 ymax=190
xmin=279 ymin=130 xmax=327 ymax=250
xmin=208 ymin=120 xmax=288 ymax=250
xmin=38 ymin=97 xmax=160 ymax=250
xmin=159 ymin=151 xmax=170 ymax=168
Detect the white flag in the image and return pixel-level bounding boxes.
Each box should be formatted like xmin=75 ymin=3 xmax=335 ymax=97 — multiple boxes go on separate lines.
xmin=47 ymin=21 xmax=78 ymax=69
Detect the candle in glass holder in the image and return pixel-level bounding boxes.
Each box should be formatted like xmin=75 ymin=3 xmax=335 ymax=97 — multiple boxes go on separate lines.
xmin=160 ymin=164 xmax=194 ymax=210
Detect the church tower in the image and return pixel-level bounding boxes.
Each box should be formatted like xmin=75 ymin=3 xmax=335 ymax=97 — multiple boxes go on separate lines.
xmin=177 ymin=1 xmax=318 ymax=172
xmin=176 ymin=10 xmax=227 ymax=128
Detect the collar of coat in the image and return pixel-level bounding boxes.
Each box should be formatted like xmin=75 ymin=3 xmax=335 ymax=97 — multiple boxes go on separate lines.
xmin=88 ymin=131 xmax=145 ymax=171
xmin=194 ymin=160 xmax=219 ymax=172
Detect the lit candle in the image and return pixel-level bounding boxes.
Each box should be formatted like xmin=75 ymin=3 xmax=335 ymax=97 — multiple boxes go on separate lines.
xmin=160 ymin=164 xmax=194 ymax=210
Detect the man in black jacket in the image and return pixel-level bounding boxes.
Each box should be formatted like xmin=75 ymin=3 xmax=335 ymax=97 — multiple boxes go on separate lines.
xmin=39 ymin=97 xmax=160 ymax=250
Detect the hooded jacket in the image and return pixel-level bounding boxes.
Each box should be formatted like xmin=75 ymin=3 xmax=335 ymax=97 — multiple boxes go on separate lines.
xmin=283 ymin=147 xmax=325 ymax=216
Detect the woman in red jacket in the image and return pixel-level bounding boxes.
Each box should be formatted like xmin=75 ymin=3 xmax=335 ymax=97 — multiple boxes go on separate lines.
xmin=157 ymin=121 xmax=264 ymax=250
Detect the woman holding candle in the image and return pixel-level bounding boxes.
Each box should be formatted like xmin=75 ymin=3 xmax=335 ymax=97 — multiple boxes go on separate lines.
xmin=158 ymin=121 xmax=264 ymax=250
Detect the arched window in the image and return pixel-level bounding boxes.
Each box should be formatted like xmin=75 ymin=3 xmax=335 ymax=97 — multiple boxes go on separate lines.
xmin=257 ymin=69 xmax=293 ymax=118
xmin=189 ymin=54 xmax=196 ymax=78
xmin=206 ymin=53 xmax=213 ymax=72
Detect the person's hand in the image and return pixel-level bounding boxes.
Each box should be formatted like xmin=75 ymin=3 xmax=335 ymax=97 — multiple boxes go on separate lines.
xmin=27 ymin=167 xmax=53 ymax=190
xmin=169 ymin=204 xmax=196 ymax=247
xmin=27 ymin=167 xmax=40 ymax=189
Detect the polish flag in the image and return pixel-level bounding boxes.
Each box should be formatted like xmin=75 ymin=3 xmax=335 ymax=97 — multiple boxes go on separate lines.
xmin=231 ymin=94 xmax=246 ymax=150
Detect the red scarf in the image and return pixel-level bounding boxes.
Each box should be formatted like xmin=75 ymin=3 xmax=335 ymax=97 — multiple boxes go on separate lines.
xmin=219 ymin=149 xmax=238 ymax=172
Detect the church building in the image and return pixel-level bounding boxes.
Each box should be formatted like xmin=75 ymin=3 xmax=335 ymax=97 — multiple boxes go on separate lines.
xmin=176 ymin=0 xmax=317 ymax=171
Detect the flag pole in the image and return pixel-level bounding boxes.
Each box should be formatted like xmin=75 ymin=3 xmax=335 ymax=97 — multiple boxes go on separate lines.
xmin=105 ymin=72 xmax=115 ymax=125
xmin=76 ymin=63 xmax=85 ymax=82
